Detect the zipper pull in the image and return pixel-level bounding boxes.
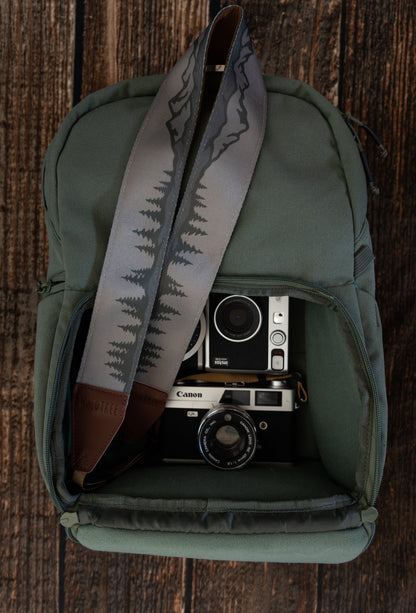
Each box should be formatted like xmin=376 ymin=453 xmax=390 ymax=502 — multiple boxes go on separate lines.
xmin=36 ymin=276 xmax=65 ymax=296
xmin=342 ymin=113 xmax=388 ymax=196
xmin=36 ymin=280 xmax=53 ymax=295
xmin=60 ymin=511 xmax=80 ymax=529
xmin=345 ymin=114 xmax=388 ymax=159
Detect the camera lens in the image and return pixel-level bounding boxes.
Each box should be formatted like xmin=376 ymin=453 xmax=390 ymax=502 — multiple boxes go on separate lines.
xmin=214 ymin=295 xmax=262 ymax=342
xmin=198 ymin=405 xmax=257 ymax=469
xmin=215 ymin=424 xmax=242 ymax=449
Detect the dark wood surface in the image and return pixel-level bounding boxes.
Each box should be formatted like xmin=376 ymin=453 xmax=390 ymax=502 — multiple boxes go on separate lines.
xmin=0 ymin=0 xmax=414 ymax=611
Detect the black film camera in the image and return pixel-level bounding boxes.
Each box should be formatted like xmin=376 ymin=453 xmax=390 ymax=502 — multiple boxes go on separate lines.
xmin=160 ymin=379 xmax=296 ymax=470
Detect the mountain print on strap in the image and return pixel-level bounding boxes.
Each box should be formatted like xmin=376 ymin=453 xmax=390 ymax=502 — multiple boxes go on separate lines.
xmin=71 ymin=6 xmax=267 ymax=483
xmin=134 ymin=13 xmax=267 ymax=391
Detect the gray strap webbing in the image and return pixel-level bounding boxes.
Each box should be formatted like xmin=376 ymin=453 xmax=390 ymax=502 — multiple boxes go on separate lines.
xmin=71 ymin=6 xmax=267 ymax=485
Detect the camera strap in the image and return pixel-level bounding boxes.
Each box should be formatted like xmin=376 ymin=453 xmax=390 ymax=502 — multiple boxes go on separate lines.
xmin=70 ymin=6 xmax=267 ymax=487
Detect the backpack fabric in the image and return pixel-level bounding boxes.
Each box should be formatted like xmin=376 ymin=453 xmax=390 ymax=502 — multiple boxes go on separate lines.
xmin=35 ymin=10 xmax=387 ymax=563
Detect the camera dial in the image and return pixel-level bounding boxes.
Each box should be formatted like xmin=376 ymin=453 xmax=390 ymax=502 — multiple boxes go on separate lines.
xmin=213 ymin=295 xmax=262 ymax=343
xmin=198 ymin=405 xmax=257 ymax=469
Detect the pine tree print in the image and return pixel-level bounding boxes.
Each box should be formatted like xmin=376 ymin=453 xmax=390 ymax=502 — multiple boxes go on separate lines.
xmin=175 ymin=183 xmax=208 ymax=263
xmin=106 ymin=172 xmax=173 ymax=382
xmin=136 ymin=182 xmax=208 ymax=374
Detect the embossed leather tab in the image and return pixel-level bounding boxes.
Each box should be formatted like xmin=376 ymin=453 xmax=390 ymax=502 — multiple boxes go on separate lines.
xmin=119 ymin=382 xmax=168 ymax=444
xmin=71 ymin=383 xmax=128 ymax=474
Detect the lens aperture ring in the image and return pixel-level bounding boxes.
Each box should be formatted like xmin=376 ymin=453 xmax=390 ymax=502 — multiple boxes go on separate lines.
xmin=198 ymin=405 xmax=257 ymax=470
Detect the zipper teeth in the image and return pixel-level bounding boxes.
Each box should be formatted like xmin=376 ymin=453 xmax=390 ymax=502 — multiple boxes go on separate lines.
xmin=214 ymin=276 xmax=381 ymax=504
xmin=44 ymin=292 xmax=94 ymax=511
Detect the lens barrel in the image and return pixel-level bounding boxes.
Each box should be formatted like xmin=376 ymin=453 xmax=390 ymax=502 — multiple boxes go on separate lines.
xmin=198 ymin=405 xmax=257 ymax=469
xmin=213 ymin=295 xmax=262 ymax=342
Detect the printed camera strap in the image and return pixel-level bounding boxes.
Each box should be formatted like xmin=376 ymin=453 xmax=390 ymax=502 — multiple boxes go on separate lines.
xmin=71 ymin=6 xmax=267 ymax=488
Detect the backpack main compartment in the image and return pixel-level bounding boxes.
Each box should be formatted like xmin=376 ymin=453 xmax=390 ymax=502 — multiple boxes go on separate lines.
xmin=35 ymin=74 xmax=387 ymax=563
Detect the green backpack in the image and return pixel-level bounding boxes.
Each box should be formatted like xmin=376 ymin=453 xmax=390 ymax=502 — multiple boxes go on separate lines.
xmin=35 ymin=7 xmax=387 ymax=563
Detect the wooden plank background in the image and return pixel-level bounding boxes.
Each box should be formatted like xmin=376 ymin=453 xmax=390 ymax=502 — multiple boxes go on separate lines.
xmin=0 ymin=0 xmax=414 ymax=610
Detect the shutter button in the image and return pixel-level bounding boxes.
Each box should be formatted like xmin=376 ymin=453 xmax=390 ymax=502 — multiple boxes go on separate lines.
xmin=271 ymin=330 xmax=286 ymax=346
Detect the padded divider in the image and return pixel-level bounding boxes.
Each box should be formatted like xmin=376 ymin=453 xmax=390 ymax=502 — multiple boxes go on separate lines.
xmin=86 ymin=460 xmax=347 ymax=504
xmin=305 ymin=301 xmax=362 ymax=489
xmin=69 ymin=523 xmax=372 ymax=563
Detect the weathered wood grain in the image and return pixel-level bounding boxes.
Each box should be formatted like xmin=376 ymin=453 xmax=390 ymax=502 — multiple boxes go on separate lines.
xmin=81 ymin=0 xmax=210 ymax=96
xmin=0 ymin=0 xmax=75 ymax=291
xmin=1 ymin=0 xmax=415 ymax=611
xmin=63 ymin=544 xmax=188 ymax=612
xmin=0 ymin=1 xmax=75 ymax=611
xmin=319 ymin=1 xmax=416 ymax=612
xmin=220 ymin=0 xmax=342 ymax=104
xmin=0 ymin=289 xmax=61 ymax=613
xmin=189 ymin=559 xmax=319 ymax=613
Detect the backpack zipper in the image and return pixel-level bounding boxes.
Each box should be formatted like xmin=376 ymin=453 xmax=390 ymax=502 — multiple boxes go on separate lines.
xmin=342 ymin=114 xmax=388 ymax=196
xmin=213 ymin=275 xmax=382 ymax=505
xmin=36 ymin=275 xmax=66 ymax=296
xmin=44 ymin=292 xmax=95 ymax=511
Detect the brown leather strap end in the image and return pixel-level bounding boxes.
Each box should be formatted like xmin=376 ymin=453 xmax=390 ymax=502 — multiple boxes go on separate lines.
xmin=118 ymin=381 xmax=168 ymax=444
xmin=72 ymin=470 xmax=88 ymax=489
xmin=71 ymin=383 xmax=128 ymax=475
